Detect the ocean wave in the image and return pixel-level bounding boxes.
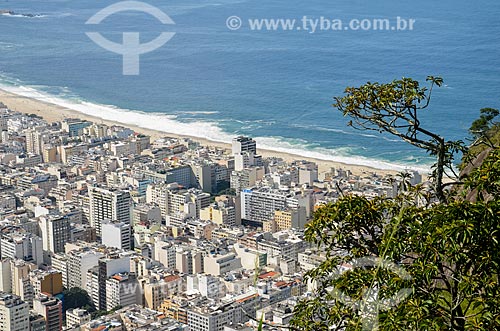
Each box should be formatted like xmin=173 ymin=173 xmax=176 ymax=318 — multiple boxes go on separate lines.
xmin=180 ymin=111 xmax=220 ymax=115
xmin=169 ymin=0 xmax=248 ymax=15
xmin=255 ymin=136 xmax=431 ymax=173
xmin=0 ymin=82 xmax=235 ymax=144
xmin=0 ymin=42 xmax=17 ymax=51
xmin=0 ymin=79 xmax=431 ymax=173
xmin=1 ymin=12 xmax=46 ymax=18
xmin=1 ymin=11 xmax=72 ymax=19
xmin=291 ymin=123 xmax=402 ymax=142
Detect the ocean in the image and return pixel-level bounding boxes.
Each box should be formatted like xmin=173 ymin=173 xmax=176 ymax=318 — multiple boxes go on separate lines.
xmin=1 ymin=0 xmax=499 ymax=171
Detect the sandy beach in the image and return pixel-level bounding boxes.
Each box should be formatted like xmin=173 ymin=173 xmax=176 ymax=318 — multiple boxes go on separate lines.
xmin=0 ymin=88 xmax=401 ymax=176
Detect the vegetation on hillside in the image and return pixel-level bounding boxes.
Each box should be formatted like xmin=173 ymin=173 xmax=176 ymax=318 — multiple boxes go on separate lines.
xmin=467 ymin=108 xmax=499 ymax=158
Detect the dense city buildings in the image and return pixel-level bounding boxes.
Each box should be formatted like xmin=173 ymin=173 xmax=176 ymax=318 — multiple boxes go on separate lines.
xmin=0 ymin=107 xmax=420 ymax=330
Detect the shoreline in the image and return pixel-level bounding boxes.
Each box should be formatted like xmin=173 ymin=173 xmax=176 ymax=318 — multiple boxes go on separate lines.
xmin=0 ymin=87 xmax=417 ymax=176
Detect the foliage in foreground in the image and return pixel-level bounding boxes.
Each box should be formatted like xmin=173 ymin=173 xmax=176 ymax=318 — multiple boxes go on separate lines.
xmin=291 ymin=149 xmax=500 ymax=331
xmin=290 ymin=77 xmax=500 ymax=330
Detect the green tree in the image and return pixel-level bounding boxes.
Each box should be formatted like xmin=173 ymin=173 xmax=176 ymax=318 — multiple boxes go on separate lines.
xmin=469 ymin=108 xmax=499 ymax=140
xmin=291 ymin=156 xmax=500 ymax=330
xmin=290 ymin=77 xmax=500 ymax=330
xmin=333 ymin=76 xmax=465 ymax=203
xmin=63 ymin=287 xmax=94 ymax=313
xmin=90 ymin=305 xmax=123 ymax=319
xmin=396 ymin=171 xmax=412 ymax=192
xmin=466 ymin=108 xmax=500 ymax=161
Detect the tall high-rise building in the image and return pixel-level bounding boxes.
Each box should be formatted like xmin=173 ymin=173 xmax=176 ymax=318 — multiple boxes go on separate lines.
xmin=296 ymin=161 xmax=319 ymax=185
xmin=32 ymin=294 xmax=63 ymax=331
xmin=273 ymin=208 xmax=307 ymax=231
xmin=25 ymin=128 xmax=46 ymax=155
xmin=66 ymin=249 xmax=104 ymax=290
xmin=146 ymin=185 xmax=210 ymax=221
xmin=241 ymin=187 xmax=292 ymax=224
xmin=0 ymin=131 xmax=8 ymax=144
xmin=10 ymin=260 xmax=36 ymax=305
xmin=132 ymin=204 xmax=162 ymax=226
xmin=190 ymin=163 xmax=214 ymax=193
xmin=0 ymin=293 xmax=30 ymax=331
xmin=0 ymin=232 xmax=43 ymax=267
xmin=175 ymin=249 xmax=203 ymax=275
xmin=101 ymin=221 xmax=132 ymax=251
xmin=203 ymin=253 xmax=242 ymax=276
xmin=105 ymin=273 xmax=140 ymax=311
xmin=29 ymin=270 xmax=63 ymax=297
xmin=143 ymin=275 xmax=182 ymax=310
xmin=0 ymin=111 xmax=8 ymax=132
xmin=50 ymin=254 xmax=68 ymax=289
xmin=200 ymin=204 xmax=238 ymax=227
xmin=85 ymin=268 xmax=100 ymax=311
xmin=40 ymin=215 xmax=71 ymax=254
xmin=153 ymin=241 xmax=177 ymax=269
xmin=86 ymin=254 xmax=130 ymax=310
xmin=89 ymin=187 xmax=131 ymax=237
xmin=232 ymin=136 xmax=257 ymax=156
xmin=230 ymin=168 xmax=259 ymax=192
xmin=0 ymin=260 xmax=11 ymax=293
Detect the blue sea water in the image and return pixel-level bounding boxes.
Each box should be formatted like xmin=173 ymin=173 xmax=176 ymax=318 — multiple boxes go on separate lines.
xmin=1 ymin=0 xmax=499 ymax=170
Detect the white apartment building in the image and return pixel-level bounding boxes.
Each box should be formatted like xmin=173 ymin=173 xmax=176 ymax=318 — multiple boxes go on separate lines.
xmin=257 ymin=236 xmax=305 ymax=261
xmin=0 ymin=232 xmax=43 ymax=267
xmin=146 ymin=184 xmax=210 ymax=220
xmin=0 ymin=293 xmax=29 ymax=331
xmin=25 ymin=127 xmax=46 ymax=155
xmin=232 ymin=136 xmax=256 ymax=156
xmin=66 ymin=249 xmax=105 ymax=290
xmin=241 ymin=187 xmax=291 ymax=223
xmin=66 ymin=308 xmax=91 ymax=329
xmin=187 ymin=274 xmax=225 ymax=299
xmin=187 ymin=307 xmax=237 ymax=331
xmin=101 ymin=221 xmax=132 ymax=251
xmin=105 ymin=273 xmax=141 ymax=311
xmin=85 ymin=268 xmax=100 ymax=311
xmin=89 ymin=187 xmax=131 ymax=237
xmin=185 ymin=295 xmax=259 ymax=331
xmin=241 ymin=187 xmax=313 ymax=223
xmin=86 ymin=255 xmax=131 ymax=310
xmin=154 ymin=241 xmax=177 ymax=269
xmin=298 ymin=249 xmax=327 ymax=271
xmin=203 ymin=253 xmax=242 ymax=276
xmin=50 ymin=254 xmax=68 ymax=289
xmin=0 ymin=261 xmax=11 ymax=293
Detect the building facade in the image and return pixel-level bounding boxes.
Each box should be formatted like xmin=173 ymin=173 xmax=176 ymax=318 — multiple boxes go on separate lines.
xmin=89 ymin=187 xmax=131 ymax=237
